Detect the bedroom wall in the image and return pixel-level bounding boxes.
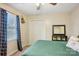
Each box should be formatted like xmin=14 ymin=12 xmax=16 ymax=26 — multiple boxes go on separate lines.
xmin=27 ymin=13 xmax=71 ymax=44
xmin=0 ymin=3 xmax=29 ymax=55
xmin=70 ymin=7 xmax=79 ymax=37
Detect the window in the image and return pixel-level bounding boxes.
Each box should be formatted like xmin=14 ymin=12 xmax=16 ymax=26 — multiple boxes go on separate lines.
xmin=7 ymin=12 xmax=17 ymax=41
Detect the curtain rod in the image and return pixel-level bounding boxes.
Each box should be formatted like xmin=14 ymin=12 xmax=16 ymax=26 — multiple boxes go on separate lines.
xmin=0 ymin=7 xmax=22 ymax=16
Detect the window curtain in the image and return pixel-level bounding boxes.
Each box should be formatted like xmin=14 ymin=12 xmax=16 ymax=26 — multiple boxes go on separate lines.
xmin=0 ymin=8 xmax=7 ymax=56
xmin=16 ymin=16 xmax=23 ymax=51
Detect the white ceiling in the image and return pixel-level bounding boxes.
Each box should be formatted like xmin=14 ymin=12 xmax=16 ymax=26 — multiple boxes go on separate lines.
xmin=8 ymin=3 xmax=79 ymax=15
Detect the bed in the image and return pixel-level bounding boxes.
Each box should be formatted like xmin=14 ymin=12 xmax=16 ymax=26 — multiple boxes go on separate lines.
xmin=22 ymin=40 xmax=79 ymax=56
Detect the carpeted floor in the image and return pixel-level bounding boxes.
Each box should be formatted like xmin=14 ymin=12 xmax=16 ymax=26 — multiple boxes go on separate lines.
xmin=11 ymin=45 xmax=30 ymax=56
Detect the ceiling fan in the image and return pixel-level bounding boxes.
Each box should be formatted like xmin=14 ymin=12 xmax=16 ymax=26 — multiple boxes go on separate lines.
xmin=36 ymin=3 xmax=57 ymax=10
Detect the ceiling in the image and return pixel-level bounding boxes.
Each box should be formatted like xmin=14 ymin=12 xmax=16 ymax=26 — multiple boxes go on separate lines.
xmin=7 ymin=3 xmax=79 ymax=15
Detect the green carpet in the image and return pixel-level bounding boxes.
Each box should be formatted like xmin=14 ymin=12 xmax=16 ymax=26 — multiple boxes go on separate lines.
xmin=22 ymin=40 xmax=79 ymax=56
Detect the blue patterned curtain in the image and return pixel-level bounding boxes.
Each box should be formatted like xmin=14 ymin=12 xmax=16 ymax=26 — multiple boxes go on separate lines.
xmin=0 ymin=8 xmax=7 ymax=56
xmin=16 ymin=16 xmax=23 ymax=51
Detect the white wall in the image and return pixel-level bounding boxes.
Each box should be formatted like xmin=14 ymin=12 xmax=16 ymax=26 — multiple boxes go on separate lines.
xmin=70 ymin=7 xmax=79 ymax=36
xmin=27 ymin=13 xmax=71 ymax=44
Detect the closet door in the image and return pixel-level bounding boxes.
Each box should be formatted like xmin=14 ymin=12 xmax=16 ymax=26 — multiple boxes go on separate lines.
xmin=29 ymin=20 xmax=46 ymax=44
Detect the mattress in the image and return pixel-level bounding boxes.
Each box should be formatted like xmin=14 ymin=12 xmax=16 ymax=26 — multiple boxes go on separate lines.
xmin=22 ymin=40 xmax=79 ymax=56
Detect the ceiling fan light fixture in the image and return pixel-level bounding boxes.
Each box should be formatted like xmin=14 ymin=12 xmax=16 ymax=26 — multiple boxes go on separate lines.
xmin=35 ymin=3 xmax=41 ymax=10
xmin=41 ymin=3 xmax=45 ymax=5
xmin=36 ymin=3 xmax=40 ymax=7
xmin=35 ymin=3 xmax=45 ymax=7
xmin=35 ymin=3 xmax=57 ymax=10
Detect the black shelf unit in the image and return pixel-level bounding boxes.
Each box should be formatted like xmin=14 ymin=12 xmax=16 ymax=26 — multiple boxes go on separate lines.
xmin=52 ymin=25 xmax=67 ymax=41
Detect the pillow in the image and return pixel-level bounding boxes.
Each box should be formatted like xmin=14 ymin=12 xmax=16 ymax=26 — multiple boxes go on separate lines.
xmin=66 ymin=36 xmax=79 ymax=52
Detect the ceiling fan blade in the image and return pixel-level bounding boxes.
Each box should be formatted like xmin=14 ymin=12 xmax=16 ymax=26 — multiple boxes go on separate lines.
xmin=50 ymin=3 xmax=57 ymax=5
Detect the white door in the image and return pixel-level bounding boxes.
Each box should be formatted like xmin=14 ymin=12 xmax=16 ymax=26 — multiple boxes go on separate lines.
xmin=29 ymin=20 xmax=46 ymax=44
